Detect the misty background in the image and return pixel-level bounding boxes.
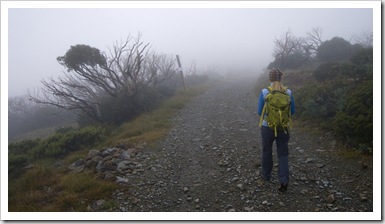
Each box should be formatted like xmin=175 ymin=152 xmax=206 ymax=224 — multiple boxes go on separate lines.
xmin=8 ymin=6 xmax=373 ymax=97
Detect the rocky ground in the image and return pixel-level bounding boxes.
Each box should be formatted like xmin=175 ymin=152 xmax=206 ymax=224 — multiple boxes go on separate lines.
xmin=82 ymin=76 xmax=373 ymax=216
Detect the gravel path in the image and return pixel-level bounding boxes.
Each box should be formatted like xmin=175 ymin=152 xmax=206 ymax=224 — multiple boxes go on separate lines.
xmin=101 ymin=77 xmax=373 ymax=214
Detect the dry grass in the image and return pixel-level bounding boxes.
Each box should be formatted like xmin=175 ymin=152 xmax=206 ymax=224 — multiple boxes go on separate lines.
xmin=107 ymin=84 xmax=211 ymax=147
xmin=9 ymin=163 xmax=119 ymax=212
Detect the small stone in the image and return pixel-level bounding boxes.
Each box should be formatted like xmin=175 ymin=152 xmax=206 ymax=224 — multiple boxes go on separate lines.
xmin=120 ymin=206 xmax=127 ymax=212
xmin=237 ymin=183 xmax=243 ymax=189
xmin=300 ymin=176 xmax=307 ymax=181
xmin=116 ymin=176 xmax=129 ymax=183
xmin=218 ymin=160 xmax=229 ymax=167
xmin=132 ymin=198 xmax=140 ymax=205
xmin=327 ymin=194 xmax=335 ymax=203
xmin=183 ymin=187 xmax=189 ymax=193
xmin=87 ymin=149 xmax=101 ymax=158
xmin=96 ymin=199 xmax=105 ymax=207
xmin=228 ymin=208 xmax=236 ymax=212
xmin=300 ymin=189 xmax=308 ymax=194
xmin=306 ymin=158 xmax=314 ymax=163
xmin=360 ymin=196 xmax=368 ymax=202
xmin=314 ymin=208 xmax=320 ymax=212
xmin=244 ymin=207 xmax=252 ymax=211
xmin=279 ymin=202 xmax=285 ymax=207
xmin=262 ymin=200 xmax=268 ymax=205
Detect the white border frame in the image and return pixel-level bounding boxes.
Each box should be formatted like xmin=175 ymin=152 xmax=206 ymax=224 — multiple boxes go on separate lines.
xmin=1 ymin=0 xmax=381 ymax=221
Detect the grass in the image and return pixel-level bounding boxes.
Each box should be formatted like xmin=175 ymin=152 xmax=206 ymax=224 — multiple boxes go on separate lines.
xmin=9 ymin=122 xmax=78 ymax=144
xmin=107 ymin=83 xmax=211 ymax=147
xmin=9 ymin=161 xmax=119 ymax=212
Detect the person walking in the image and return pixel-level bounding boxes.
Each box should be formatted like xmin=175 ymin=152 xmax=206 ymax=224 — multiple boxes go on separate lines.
xmin=257 ymin=68 xmax=295 ymax=192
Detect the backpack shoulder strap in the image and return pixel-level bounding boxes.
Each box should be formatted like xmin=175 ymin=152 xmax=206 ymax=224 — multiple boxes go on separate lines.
xmin=259 ymin=87 xmax=270 ymax=127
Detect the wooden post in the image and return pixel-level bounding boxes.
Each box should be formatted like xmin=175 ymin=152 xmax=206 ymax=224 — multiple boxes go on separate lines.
xmin=176 ymin=55 xmax=186 ymax=90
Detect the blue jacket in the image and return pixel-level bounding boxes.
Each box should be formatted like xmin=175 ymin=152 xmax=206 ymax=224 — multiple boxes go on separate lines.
xmin=258 ymin=84 xmax=295 ymax=127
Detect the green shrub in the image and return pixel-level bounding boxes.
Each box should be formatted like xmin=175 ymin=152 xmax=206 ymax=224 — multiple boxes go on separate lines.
xmin=350 ymin=47 xmax=373 ymax=65
xmin=9 ymin=139 xmax=41 ymax=154
xmin=313 ymin=62 xmax=340 ymax=82
xmin=296 ymin=81 xmax=349 ymax=122
xmin=332 ymin=80 xmax=372 ymax=147
xmin=8 ymin=154 xmax=29 ymax=178
xmin=290 ymin=52 xmax=372 ymax=148
xmin=31 ymin=126 xmax=106 ymax=159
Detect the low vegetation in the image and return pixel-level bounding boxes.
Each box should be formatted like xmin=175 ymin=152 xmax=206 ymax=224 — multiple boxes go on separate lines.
xmin=8 ymin=78 xmax=212 ymax=212
xmin=259 ymin=35 xmax=373 ymax=154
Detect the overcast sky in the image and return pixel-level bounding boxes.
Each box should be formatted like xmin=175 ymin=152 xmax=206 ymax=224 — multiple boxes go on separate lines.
xmin=4 ymin=1 xmax=375 ymax=97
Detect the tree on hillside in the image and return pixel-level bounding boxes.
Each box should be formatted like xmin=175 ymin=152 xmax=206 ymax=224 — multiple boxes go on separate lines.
xmin=316 ymin=37 xmax=358 ymax=62
xmin=268 ymin=28 xmax=313 ymax=70
xmin=305 ymin=27 xmax=324 ymax=58
xmin=29 ymin=34 xmax=178 ymax=124
xmin=352 ymin=31 xmax=373 ymax=48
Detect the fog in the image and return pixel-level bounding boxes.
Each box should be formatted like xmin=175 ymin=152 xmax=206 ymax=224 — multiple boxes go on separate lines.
xmin=4 ymin=1 xmax=375 ymax=97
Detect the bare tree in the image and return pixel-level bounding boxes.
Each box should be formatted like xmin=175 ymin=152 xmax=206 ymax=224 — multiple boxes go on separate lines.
xmin=8 ymin=95 xmax=32 ymax=120
xmin=273 ymin=28 xmax=296 ymax=62
xmin=29 ymin=34 xmax=178 ymax=123
xmin=306 ymin=27 xmax=323 ymax=50
xmin=271 ymin=28 xmax=311 ymax=69
xmin=352 ymin=31 xmax=373 ymax=48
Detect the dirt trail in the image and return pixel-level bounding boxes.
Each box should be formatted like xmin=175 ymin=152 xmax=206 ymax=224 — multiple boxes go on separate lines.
xmin=107 ymin=76 xmax=373 ymax=213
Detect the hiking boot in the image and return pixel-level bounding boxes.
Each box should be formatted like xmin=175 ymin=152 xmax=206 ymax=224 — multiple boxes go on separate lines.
xmin=278 ymin=183 xmax=288 ymax=192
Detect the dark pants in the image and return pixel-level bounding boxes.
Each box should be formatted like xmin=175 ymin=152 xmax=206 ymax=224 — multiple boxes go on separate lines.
xmin=261 ymin=126 xmax=290 ymax=185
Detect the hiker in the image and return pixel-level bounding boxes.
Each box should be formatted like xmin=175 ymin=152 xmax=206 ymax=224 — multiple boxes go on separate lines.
xmin=257 ymin=68 xmax=295 ymax=192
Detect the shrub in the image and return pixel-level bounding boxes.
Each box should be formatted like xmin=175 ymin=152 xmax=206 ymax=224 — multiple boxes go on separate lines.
xmin=295 ymin=81 xmax=347 ymax=122
xmin=317 ymin=37 xmax=358 ymax=62
xmin=8 ymin=154 xmax=29 ymax=178
xmin=350 ymin=47 xmax=373 ymax=65
xmin=313 ymin=62 xmax=340 ymax=82
xmin=332 ymin=80 xmax=373 ymax=147
xmin=92 ymin=84 xmax=177 ymax=125
xmin=31 ymin=126 xmax=106 ymax=159
xmin=9 ymin=139 xmax=41 ymax=154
